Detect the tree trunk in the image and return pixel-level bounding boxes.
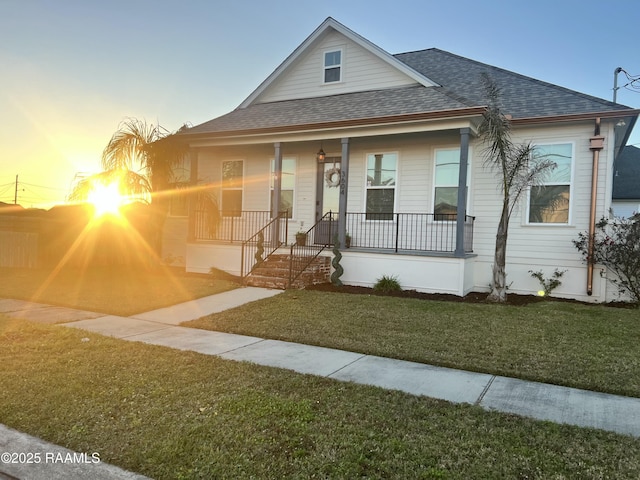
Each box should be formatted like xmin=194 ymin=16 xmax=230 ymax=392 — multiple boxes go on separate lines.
xmin=487 ymin=200 xmax=510 ymax=302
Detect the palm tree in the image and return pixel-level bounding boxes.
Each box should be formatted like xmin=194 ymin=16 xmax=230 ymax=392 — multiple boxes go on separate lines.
xmin=67 ymin=169 xmax=151 ymax=205
xmin=101 ymin=118 xmax=186 ymax=194
xmin=479 ymin=74 xmax=557 ymax=302
xmin=67 ymin=119 xmax=188 ymax=254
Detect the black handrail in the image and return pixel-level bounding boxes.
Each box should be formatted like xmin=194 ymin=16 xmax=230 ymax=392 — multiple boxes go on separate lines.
xmin=344 ymin=213 xmax=474 ymax=253
xmin=288 ymin=211 xmax=336 ymax=287
xmin=240 ymin=212 xmax=288 ymax=278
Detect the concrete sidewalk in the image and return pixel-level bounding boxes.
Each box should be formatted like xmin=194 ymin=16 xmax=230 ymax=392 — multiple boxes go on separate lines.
xmin=59 ymin=287 xmax=640 ymax=438
xmin=3 ymin=286 xmax=640 ymax=478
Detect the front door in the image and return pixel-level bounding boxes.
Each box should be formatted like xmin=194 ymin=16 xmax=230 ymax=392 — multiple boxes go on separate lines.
xmin=315 ymin=157 xmax=341 ymax=244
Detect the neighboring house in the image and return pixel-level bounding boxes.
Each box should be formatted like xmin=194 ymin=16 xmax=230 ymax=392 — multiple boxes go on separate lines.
xmin=612 ymin=145 xmax=640 ymax=217
xmin=170 ymin=17 xmax=638 ymax=302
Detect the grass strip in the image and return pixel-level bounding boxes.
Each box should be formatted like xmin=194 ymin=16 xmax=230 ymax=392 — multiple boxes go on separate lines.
xmin=186 ymin=290 xmax=640 ymax=397
xmin=1 ymin=317 xmax=639 ymax=479
xmin=0 ymin=266 xmax=238 ymax=316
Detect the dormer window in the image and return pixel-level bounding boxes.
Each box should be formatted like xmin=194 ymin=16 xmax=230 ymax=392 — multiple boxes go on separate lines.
xmin=324 ymin=49 xmax=342 ymax=83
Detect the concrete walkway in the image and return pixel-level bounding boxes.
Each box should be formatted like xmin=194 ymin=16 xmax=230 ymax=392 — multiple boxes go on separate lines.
xmin=2 ymin=287 xmax=640 ymax=477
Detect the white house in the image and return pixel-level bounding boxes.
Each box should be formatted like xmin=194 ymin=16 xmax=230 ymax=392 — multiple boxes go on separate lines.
xmin=612 ymin=145 xmax=640 ymax=217
xmin=168 ymin=17 xmax=639 ymax=303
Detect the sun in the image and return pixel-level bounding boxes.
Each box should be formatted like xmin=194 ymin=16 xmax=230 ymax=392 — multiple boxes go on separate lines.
xmin=87 ymin=181 xmax=125 ymax=217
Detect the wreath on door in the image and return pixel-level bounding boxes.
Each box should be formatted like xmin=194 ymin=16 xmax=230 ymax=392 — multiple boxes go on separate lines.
xmin=324 ymin=166 xmax=341 ymax=187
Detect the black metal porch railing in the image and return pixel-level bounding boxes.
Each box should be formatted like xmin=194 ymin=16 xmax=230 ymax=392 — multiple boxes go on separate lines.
xmin=194 ymin=210 xmax=272 ymax=242
xmin=345 ymin=213 xmax=475 ymax=253
xmin=288 ymin=211 xmax=336 ymax=287
xmin=240 ymin=211 xmax=289 ymax=278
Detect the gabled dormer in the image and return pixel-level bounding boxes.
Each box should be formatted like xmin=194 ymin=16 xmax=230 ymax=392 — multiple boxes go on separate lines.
xmin=240 ymin=17 xmax=439 ymax=107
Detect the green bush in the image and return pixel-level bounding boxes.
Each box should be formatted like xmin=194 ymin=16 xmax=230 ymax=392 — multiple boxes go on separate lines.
xmin=574 ymin=214 xmax=640 ymax=305
xmin=373 ymin=275 xmax=401 ymax=293
xmin=529 ymin=268 xmax=566 ymax=297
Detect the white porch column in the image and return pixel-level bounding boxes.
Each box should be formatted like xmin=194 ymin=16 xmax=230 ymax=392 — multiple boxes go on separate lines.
xmin=338 ymin=137 xmax=350 ymax=248
xmin=454 ymin=128 xmax=470 ymax=257
xmin=272 ymin=142 xmax=283 ymax=218
xmin=272 ymin=142 xmax=283 ymax=246
xmin=187 ymin=148 xmax=199 ymax=242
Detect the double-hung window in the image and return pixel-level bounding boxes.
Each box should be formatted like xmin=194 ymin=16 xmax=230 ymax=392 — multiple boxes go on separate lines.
xmin=528 ymin=143 xmax=572 ymax=224
xmin=434 ymin=148 xmax=467 ymax=219
xmin=324 ymin=50 xmax=342 ymax=83
xmin=221 ymin=160 xmax=243 ymax=217
xmin=366 ymin=153 xmax=396 ymax=220
xmin=270 ymin=158 xmax=295 ymax=218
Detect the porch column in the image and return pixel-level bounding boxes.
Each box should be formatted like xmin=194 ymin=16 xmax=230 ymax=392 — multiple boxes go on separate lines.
xmin=187 ymin=148 xmax=199 ymax=242
xmin=273 ymin=142 xmax=283 ymax=218
xmin=338 ymin=137 xmax=350 ymax=248
xmin=454 ymin=128 xmax=470 ymax=257
xmin=273 ymin=142 xmax=283 ymax=246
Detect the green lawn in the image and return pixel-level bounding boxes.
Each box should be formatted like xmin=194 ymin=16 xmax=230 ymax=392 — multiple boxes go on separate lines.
xmin=2 ymin=317 xmax=639 ymax=479
xmin=0 ymin=266 xmax=239 ymax=316
xmin=186 ymin=290 xmax=640 ymax=398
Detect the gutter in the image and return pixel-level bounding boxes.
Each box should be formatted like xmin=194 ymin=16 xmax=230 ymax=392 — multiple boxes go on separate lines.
xmin=587 ymin=118 xmax=605 ymax=295
xmin=511 ymin=109 xmax=640 ymax=126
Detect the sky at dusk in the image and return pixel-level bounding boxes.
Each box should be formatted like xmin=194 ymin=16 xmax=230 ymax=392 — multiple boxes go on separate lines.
xmin=1 ymin=0 xmax=639 ymax=207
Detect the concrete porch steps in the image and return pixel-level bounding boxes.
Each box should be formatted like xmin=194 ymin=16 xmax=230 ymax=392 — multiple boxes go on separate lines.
xmin=244 ymin=254 xmax=331 ymax=289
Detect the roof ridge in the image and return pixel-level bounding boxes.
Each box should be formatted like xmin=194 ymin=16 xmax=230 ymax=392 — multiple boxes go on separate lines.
xmin=394 ymin=48 xmax=633 ymax=110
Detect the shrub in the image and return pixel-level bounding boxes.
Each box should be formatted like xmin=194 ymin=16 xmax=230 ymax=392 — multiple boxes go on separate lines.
xmin=573 ymin=214 xmax=640 ymax=305
xmin=529 ymin=268 xmax=566 ymax=297
xmin=374 ymin=275 xmax=402 ymax=293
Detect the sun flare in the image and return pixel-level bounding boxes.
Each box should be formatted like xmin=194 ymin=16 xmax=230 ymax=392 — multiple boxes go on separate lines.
xmin=87 ymin=181 xmax=124 ymax=217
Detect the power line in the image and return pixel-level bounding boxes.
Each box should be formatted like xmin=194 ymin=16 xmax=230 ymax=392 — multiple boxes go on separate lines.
xmin=614 ymin=67 xmax=640 ymax=102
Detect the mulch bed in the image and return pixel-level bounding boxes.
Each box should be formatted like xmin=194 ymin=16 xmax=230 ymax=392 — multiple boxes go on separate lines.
xmin=306 ymin=283 xmax=634 ymax=308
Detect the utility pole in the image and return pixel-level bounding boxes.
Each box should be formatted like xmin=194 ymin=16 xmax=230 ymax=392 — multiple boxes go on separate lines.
xmin=613 ymin=67 xmax=623 ymax=103
xmin=14 ymin=174 xmax=18 ymax=204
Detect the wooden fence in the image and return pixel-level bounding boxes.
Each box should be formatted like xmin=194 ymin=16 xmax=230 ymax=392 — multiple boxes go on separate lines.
xmin=0 ymin=204 xmax=159 ymax=269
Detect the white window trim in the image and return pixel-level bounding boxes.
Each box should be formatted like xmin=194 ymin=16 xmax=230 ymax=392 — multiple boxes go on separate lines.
xmin=221 ymin=159 xmax=244 ymax=213
xmin=432 ymin=147 xmax=472 ymax=221
xmin=524 ymin=141 xmax=575 ymax=226
xmin=270 ymin=157 xmax=297 ymax=219
xmin=363 ymin=151 xmax=398 ymax=222
xmin=322 ymin=48 xmax=343 ymax=84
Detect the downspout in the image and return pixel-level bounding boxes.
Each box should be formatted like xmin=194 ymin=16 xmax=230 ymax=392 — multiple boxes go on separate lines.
xmin=587 ymin=118 xmax=605 ymax=295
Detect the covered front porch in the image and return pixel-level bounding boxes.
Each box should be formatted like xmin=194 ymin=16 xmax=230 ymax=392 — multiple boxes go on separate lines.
xmin=183 ymin=122 xmax=479 ymax=290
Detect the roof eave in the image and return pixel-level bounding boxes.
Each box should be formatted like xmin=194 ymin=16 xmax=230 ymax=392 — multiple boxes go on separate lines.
xmin=178 ymin=106 xmax=486 ymax=140
xmin=511 ymin=109 xmax=640 ymax=126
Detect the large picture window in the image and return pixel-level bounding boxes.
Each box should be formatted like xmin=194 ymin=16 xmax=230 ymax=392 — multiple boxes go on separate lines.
xmin=270 ymin=158 xmax=296 ymax=218
xmin=366 ymin=153 xmax=396 ymax=220
xmin=528 ymin=143 xmax=572 ymax=224
xmin=221 ymin=160 xmax=243 ymax=216
xmin=434 ymin=148 xmax=467 ymax=219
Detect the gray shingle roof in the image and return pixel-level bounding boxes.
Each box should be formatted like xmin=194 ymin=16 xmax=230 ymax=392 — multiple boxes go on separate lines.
xmin=395 ymin=49 xmax=627 ymax=119
xmin=613 ymin=145 xmax=640 ymax=200
xmin=184 ymin=85 xmax=469 ymax=135
xmin=182 ymin=48 xmax=634 ymax=137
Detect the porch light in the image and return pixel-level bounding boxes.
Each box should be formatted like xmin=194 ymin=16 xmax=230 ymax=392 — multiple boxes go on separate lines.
xmin=316 ymin=147 xmax=326 ymax=162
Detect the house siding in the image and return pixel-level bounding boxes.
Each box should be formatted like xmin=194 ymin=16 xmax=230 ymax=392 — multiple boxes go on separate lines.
xmin=469 ymin=123 xmax=612 ymax=302
xmin=612 ymin=201 xmax=640 ymax=218
xmin=189 ymin=121 xmax=618 ymax=302
xmin=258 ymin=30 xmax=418 ymax=104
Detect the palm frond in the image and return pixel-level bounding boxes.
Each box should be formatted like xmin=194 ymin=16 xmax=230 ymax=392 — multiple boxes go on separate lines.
xmin=67 ymin=169 xmax=151 ymax=203
xmin=100 ymin=118 xmax=187 ymax=194
xmin=102 ymin=118 xmax=160 ymax=173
